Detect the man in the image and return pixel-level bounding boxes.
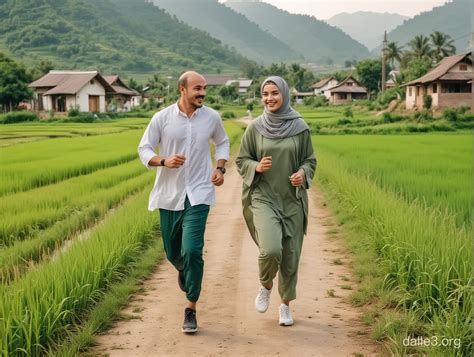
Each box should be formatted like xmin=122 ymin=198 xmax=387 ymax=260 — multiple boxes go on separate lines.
xmin=138 ymin=71 xmax=229 ymax=333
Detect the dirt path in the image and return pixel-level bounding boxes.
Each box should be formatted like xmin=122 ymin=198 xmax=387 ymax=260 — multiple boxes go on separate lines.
xmin=92 ymin=163 xmax=379 ymax=356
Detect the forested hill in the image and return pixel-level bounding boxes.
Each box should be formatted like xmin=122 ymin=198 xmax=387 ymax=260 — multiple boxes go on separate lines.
xmin=153 ymin=0 xmax=303 ymax=64
xmin=374 ymin=0 xmax=470 ymax=54
xmin=0 ymin=0 xmax=247 ymax=77
xmin=225 ymin=0 xmax=370 ymax=64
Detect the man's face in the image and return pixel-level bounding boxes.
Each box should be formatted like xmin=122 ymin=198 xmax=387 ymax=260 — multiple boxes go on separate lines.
xmin=181 ymin=75 xmax=206 ymax=109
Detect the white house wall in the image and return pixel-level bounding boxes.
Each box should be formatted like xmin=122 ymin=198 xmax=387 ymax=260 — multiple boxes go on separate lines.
xmin=405 ymin=86 xmax=416 ymax=109
xmin=76 ymin=80 xmax=106 ymax=112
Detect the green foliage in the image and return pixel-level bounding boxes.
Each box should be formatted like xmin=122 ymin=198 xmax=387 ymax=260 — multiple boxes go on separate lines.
xmin=356 ymin=59 xmax=390 ymax=95
xmin=0 ymin=0 xmax=245 ymax=77
xmin=312 ymin=95 xmax=329 ymax=108
xmin=423 ymin=94 xmax=432 ymax=109
xmin=0 ymin=111 xmax=38 ymax=124
xmin=413 ymin=109 xmax=433 ymax=121
xmin=343 ymin=106 xmax=353 ymax=119
xmin=0 ymin=53 xmax=32 ymax=111
xmin=401 ymin=57 xmax=432 ymax=82
xmin=221 ymin=111 xmax=236 ymax=119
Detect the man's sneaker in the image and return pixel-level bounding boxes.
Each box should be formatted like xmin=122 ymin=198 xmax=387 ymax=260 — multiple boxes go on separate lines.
xmin=279 ymin=304 xmax=294 ymax=326
xmin=255 ymin=286 xmax=271 ymax=313
xmin=178 ymin=270 xmax=186 ymax=292
xmin=181 ymin=308 xmax=198 ymax=333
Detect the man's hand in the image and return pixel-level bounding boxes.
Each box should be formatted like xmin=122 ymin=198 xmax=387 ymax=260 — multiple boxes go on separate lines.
xmin=289 ymin=169 xmax=305 ymax=187
xmin=255 ymin=156 xmax=272 ymax=173
xmin=211 ymin=170 xmax=224 ymax=186
xmin=164 ymin=154 xmax=186 ymax=168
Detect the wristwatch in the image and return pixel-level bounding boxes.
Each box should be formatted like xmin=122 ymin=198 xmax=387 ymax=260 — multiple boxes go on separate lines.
xmin=216 ymin=166 xmax=226 ymax=174
xmin=160 ymin=158 xmax=166 ymax=167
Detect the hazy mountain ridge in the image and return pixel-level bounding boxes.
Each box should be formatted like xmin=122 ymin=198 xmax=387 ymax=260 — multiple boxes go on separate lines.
xmin=153 ymin=0 xmax=303 ymax=64
xmin=225 ymin=0 xmax=371 ymax=64
xmin=374 ymin=0 xmax=470 ymax=54
xmin=326 ymin=11 xmax=409 ymax=51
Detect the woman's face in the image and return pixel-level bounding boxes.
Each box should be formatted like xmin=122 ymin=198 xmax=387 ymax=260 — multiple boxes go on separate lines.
xmin=262 ymin=83 xmax=283 ymax=113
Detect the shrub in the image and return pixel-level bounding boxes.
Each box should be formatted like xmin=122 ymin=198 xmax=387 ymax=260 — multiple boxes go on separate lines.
xmin=413 ymin=110 xmax=432 ymax=121
xmin=312 ymin=95 xmax=329 ymax=108
xmin=211 ymin=104 xmax=222 ymax=110
xmin=68 ymin=105 xmax=80 ymax=117
xmin=221 ymin=111 xmax=236 ymax=119
xmin=303 ymin=96 xmax=315 ymax=106
xmin=337 ymin=118 xmax=352 ymax=125
xmin=383 ymin=113 xmax=406 ymax=123
xmin=423 ymin=94 xmax=432 ymax=110
xmin=0 ymin=111 xmax=39 ymax=124
xmin=343 ymin=106 xmax=353 ymax=119
xmin=443 ymin=108 xmax=458 ymax=122
xmin=246 ymin=102 xmax=254 ymax=112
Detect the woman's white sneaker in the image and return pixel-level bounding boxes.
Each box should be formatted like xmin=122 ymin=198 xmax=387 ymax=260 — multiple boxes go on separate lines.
xmin=255 ymin=286 xmax=271 ymax=313
xmin=279 ymin=304 xmax=294 ymax=326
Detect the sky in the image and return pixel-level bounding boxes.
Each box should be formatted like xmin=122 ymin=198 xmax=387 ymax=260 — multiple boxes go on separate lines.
xmin=220 ymin=0 xmax=448 ymax=20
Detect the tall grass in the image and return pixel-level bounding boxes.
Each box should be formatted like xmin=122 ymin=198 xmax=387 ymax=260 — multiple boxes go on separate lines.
xmin=314 ymin=134 xmax=472 ymax=227
xmin=313 ymin=137 xmax=472 ymax=355
xmin=0 ymin=130 xmax=143 ymax=196
xmin=0 ymin=188 xmax=158 ymax=356
xmin=0 ymin=160 xmax=150 ymax=245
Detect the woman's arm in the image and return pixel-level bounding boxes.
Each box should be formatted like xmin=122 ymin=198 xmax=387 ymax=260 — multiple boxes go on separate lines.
xmin=236 ymin=125 xmax=260 ymax=187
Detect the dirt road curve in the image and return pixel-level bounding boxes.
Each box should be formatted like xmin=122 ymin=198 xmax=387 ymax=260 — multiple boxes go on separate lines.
xmin=93 ymin=163 xmax=379 ymax=357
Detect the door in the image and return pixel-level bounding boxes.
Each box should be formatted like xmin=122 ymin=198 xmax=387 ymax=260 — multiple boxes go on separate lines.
xmin=88 ymin=95 xmax=100 ymax=112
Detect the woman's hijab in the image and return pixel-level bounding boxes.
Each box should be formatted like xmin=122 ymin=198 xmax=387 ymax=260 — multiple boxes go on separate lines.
xmin=253 ymin=76 xmax=309 ymax=139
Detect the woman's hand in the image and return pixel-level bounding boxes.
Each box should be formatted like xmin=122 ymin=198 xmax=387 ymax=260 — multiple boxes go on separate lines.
xmin=256 ymin=156 xmax=272 ymax=173
xmin=289 ymin=169 xmax=305 ymax=187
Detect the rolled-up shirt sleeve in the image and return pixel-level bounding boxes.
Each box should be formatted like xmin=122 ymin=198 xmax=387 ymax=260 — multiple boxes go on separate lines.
xmin=212 ymin=115 xmax=230 ymax=161
xmin=138 ymin=114 xmax=161 ymax=170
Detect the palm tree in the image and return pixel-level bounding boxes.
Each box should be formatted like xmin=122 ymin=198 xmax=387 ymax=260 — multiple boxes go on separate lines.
xmin=385 ymin=42 xmax=404 ymax=69
xmin=408 ymin=34 xmax=432 ymax=60
xmin=430 ymin=31 xmax=456 ymax=63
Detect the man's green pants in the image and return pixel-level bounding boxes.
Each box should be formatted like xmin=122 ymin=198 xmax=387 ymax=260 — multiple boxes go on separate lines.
xmin=159 ymin=196 xmax=210 ymax=303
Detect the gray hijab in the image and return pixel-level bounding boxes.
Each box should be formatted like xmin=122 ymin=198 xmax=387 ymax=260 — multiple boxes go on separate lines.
xmin=253 ymin=76 xmax=309 ymax=139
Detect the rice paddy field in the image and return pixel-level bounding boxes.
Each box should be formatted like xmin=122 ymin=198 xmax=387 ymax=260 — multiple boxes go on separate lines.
xmin=0 ymin=106 xmax=472 ymax=355
xmin=0 ymin=117 xmax=245 ymax=355
xmin=313 ymin=133 xmax=472 ymax=356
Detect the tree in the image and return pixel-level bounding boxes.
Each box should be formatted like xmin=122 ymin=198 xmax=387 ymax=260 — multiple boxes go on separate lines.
xmin=385 ymin=42 xmax=404 ymax=68
xmin=0 ymin=53 xmax=32 ymax=112
xmin=356 ymin=58 xmax=390 ymax=94
xmin=407 ymin=34 xmax=432 ymax=60
xmin=402 ymin=57 xmax=433 ymax=82
xmin=30 ymin=60 xmax=54 ymax=80
xmin=430 ymin=31 xmax=456 ymax=63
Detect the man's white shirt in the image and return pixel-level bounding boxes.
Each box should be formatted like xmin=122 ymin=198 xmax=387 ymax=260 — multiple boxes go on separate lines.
xmin=138 ymin=103 xmax=230 ymax=211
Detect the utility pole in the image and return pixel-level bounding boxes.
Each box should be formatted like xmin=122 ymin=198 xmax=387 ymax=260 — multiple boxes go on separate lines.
xmin=382 ymin=30 xmax=388 ymax=94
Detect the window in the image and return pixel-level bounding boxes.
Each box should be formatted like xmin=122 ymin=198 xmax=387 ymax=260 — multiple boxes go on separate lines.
xmin=90 ymin=80 xmax=95 ymax=85
xmin=409 ymin=87 xmax=412 ymax=96
xmin=432 ymin=84 xmax=437 ymax=93
xmin=339 ymin=93 xmax=347 ymax=100
xmin=347 ymin=82 xmax=353 ymax=86
xmin=441 ymin=83 xmax=471 ymax=93
xmin=459 ymin=64 xmax=468 ymax=71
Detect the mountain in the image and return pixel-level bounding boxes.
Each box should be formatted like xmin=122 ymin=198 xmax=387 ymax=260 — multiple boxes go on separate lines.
xmin=0 ymin=0 xmax=247 ymax=79
xmin=326 ymin=12 xmax=409 ymax=51
xmin=225 ymin=0 xmax=370 ymax=64
xmin=152 ymin=0 xmax=302 ymax=64
xmin=374 ymin=0 xmax=471 ymax=54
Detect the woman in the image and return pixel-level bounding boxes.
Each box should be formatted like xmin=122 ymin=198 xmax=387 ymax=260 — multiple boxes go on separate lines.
xmin=236 ymin=76 xmax=316 ymax=326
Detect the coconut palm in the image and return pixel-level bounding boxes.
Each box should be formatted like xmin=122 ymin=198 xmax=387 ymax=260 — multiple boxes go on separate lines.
xmin=430 ymin=31 xmax=456 ymax=63
xmin=408 ymin=34 xmax=432 ymax=60
xmin=384 ymin=41 xmax=404 ymax=68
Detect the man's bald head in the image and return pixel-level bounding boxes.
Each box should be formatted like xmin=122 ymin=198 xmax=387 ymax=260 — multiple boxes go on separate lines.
xmin=178 ymin=71 xmax=206 ymax=90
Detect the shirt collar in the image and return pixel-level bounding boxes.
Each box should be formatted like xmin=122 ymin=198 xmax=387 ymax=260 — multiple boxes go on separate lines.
xmin=174 ymin=102 xmax=203 ymax=119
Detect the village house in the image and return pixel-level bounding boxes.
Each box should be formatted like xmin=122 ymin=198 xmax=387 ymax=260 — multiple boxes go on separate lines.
xmin=327 ymin=75 xmax=367 ymax=104
xmin=225 ymin=79 xmax=253 ymax=94
xmin=29 ymin=71 xmax=115 ymax=113
xmin=312 ymin=76 xmax=339 ymax=99
xmin=385 ymin=70 xmax=400 ymax=89
xmin=103 ymin=75 xmax=139 ymax=112
xmin=292 ymin=89 xmax=315 ymax=104
xmin=202 ymin=74 xmax=234 ymax=87
xmin=403 ymin=52 xmax=473 ymax=111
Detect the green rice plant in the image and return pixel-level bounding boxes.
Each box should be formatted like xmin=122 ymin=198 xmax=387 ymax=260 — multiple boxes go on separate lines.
xmin=0 ymin=130 xmax=144 ymax=195
xmin=0 ymin=172 xmax=154 ymax=281
xmin=314 ymin=142 xmax=472 ymax=355
xmin=313 ymin=134 xmax=472 ymax=227
xmin=0 ymin=160 xmax=150 ymax=245
xmin=0 ymin=188 xmax=159 ymax=356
